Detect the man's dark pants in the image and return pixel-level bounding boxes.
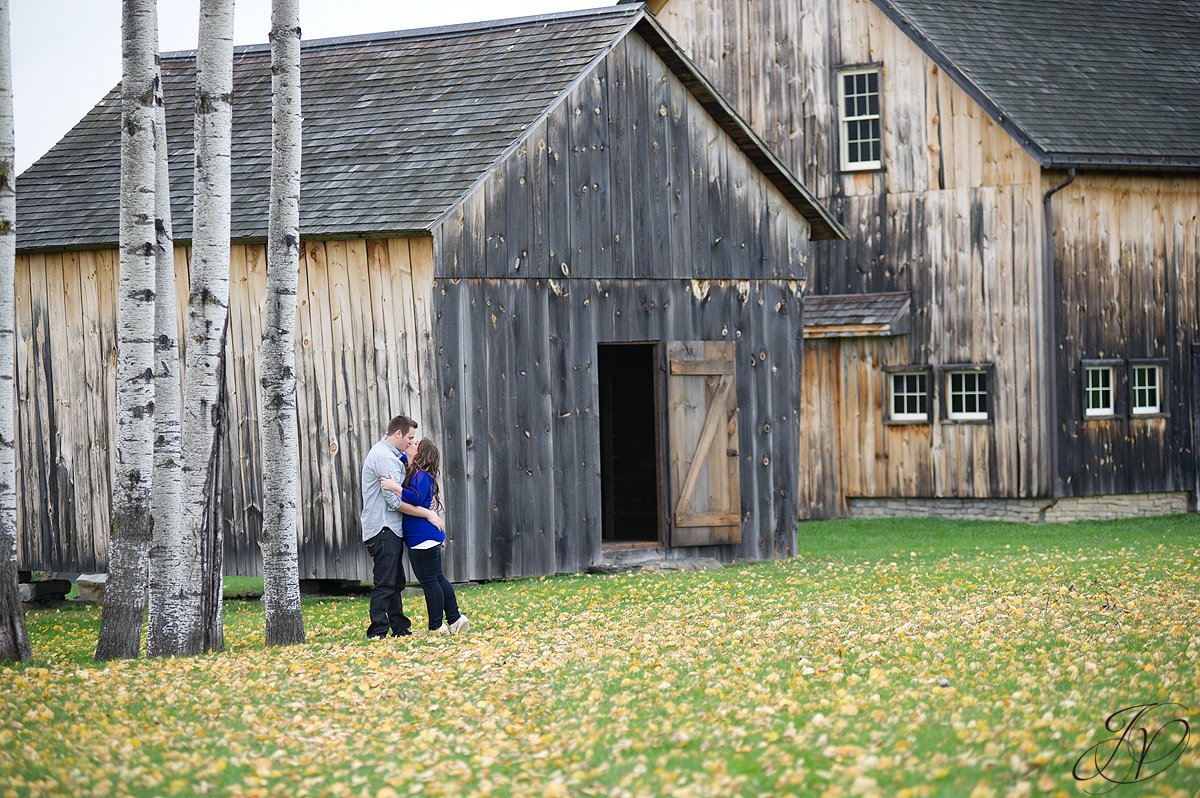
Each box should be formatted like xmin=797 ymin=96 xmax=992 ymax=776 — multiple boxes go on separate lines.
xmin=365 ymin=527 xmax=411 ymax=638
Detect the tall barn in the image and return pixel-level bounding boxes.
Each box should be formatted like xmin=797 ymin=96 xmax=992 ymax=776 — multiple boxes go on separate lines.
xmin=644 ymin=0 xmax=1200 ymax=521
xmin=13 ymin=6 xmax=843 ymax=581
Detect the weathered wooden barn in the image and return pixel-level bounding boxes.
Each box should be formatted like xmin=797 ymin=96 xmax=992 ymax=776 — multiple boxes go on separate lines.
xmin=13 ymin=5 xmax=844 ymax=581
xmin=645 ymin=0 xmax=1200 ymax=520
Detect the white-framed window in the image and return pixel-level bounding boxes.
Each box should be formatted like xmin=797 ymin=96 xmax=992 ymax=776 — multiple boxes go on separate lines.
xmin=837 ymin=67 xmax=881 ymax=171
xmin=889 ymin=370 xmax=928 ymax=422
xmin=946 ymin=368 xmax=989 ymax=421
xmin=1130 ymin=363 xmax=1162 ymax=415
xmin=1084 ymin=365 xmax=1115 ymax=417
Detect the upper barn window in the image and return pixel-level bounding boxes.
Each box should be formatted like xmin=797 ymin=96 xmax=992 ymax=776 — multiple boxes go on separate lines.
xmin=838 ymin=67 xmax=882 ymax=170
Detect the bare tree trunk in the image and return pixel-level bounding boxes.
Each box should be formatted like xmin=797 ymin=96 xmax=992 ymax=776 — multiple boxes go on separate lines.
xmin=259 ymin=0 xmax=305 ymax=646
xmin=177 ymin=0 xmax=234 ymax=656
xmin=0 ymin=0 xmax=31 ymax=664
xmin=96 ymin=0 xmax=159 ymax=662
xmin=146 ymin=15 xmax=183 ymax=658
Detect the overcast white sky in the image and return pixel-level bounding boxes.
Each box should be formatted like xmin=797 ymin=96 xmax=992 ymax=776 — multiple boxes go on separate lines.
xmin=11 ymin=0 xmax=616 ymax=174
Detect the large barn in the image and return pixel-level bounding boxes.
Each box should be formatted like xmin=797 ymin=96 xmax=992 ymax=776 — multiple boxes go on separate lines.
xmin=14 ymin=5 xmax=843 ymax=582
xmin=645 ymin=0 xmax=1200 ymax=521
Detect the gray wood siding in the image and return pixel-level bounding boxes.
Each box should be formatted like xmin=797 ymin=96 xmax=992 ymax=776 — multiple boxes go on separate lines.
xmin=1052 ymin=173 xmax=1200 ymax=497
xmin=436 ymin=32 xmax=812 ymax=282
xmin=432 ymin=279 xmax=805 ymax=581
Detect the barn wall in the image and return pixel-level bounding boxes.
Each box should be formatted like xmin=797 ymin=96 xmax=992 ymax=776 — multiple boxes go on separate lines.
xmin=652 ymin=0 xmax=1051 ymax=506
xmin=432 ymin=279 xmax=804 ymax=581
xmin=1052 ymin=173 xmax=1200 ymax=497
xmin=437 ymin=31 xmax=811 ymax=282
xmin=14 ymin=236 xmax=439 ymax=578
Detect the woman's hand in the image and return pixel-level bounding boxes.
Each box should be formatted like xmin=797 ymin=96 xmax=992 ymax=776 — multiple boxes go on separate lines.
xmin=380 ymin=474 xmax=402 ymax=494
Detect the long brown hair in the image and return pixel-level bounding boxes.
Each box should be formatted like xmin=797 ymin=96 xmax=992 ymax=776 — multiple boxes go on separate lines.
xmin=404 ymin=438 xmax=441 ymax=511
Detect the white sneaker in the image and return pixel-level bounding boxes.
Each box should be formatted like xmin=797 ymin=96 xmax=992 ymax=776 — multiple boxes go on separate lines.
xmin=449 ymin=615 xmax=470 ymax=634
xmin=431 ymin=624 xmax=449 ymax=634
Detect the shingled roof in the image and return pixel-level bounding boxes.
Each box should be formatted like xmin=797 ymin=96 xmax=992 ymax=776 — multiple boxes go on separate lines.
xmin=17 ymin=4 xmax=842 ymax=252
xmin=803 ymin=292 xmax=911 ymax=338
xmin=872 ymin=0 xmax=1200 ymax=170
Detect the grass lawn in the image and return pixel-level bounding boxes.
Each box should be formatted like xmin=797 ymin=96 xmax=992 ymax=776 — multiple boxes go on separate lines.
xmin=2 ymin=515 xmax=1198 ymax=797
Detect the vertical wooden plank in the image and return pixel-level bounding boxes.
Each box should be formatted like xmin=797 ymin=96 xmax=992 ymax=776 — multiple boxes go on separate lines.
xmin=301 ymin=241 xmax=337 ymax=578
xmin=292 ymin=242 xmax=319 ymax=578
xmin=386 ymin=238 xmax=420 ymax=416
xmin=60 ymin=251 xmax=94 ymax=566
xmin=77 ymin=250 xmax=108 ymax=569
xmin=13 ymin=255 xmax=38 ymax=567
xmin=667 ymin=64 xmax=697 ymax=279
xmin=484 ymin=167 xmax=509 ymax=280
xmin=409 ymin=236 xmax=441 ymax=446
xmin=606 ymin=39 xmax=635 ymax=280
xmin=545 ymin=98 xmax=572 ymax=283
xmin=42 ymin=252 xmax=75 ymax=567
xmin=25 ymin=253 xmax=55 ymax=567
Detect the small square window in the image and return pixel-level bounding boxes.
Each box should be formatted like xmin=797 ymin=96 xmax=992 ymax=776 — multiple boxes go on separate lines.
xmin=1084 ymin=365 xmax=1115 ymax=417
xmin=1130 ymin=363 xmax=1162 ymax=415
xmin=947 ymin=369 xmax=989 ymax=420
xmin=838 ymin=67 xmax=881 ymax=171
xmin=889 ymin=371 xmax=928 ymax=422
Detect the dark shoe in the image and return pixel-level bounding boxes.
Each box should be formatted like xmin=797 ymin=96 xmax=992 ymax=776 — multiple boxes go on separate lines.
xmin=390 ymin=628 xmax=412 ymax=637
xmin=367 ymin=633 xmax=388 ymax=641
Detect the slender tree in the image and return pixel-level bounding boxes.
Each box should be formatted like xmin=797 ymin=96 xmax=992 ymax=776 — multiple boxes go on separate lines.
xmin=0 ymin=0 xmax=31 ymax=664
xmin=146 ymin=15 xmax=184 ymax=658
xmin=95 ymin=0 xmax=159 ymax=662
xmin=177 ymin=0 xmax=235 ymax=656
xmin=259 ymin=0 xmax=305 ymax=646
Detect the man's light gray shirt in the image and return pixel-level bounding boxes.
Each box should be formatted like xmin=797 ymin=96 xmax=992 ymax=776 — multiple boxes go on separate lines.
xmin=360 ymin=439 xmax=407 ymax=542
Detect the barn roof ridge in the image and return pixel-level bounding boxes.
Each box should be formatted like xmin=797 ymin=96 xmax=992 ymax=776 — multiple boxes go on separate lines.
xmin=159 ymin=4 xmax=643 ymax=62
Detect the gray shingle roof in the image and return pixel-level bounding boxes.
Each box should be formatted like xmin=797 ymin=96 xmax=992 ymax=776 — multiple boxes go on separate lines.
xmin=873 ymin=0 xmax=1200 ymax=169
xmin=17 ymin=4 xmax=843 ymax=252
xmin=803 ymin=292 xmax=911 ymax=338
xmin=17 ymin=7 xmax=641 ymax=251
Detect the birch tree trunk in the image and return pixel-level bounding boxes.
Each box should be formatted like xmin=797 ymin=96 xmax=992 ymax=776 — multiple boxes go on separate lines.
xmin=177 ymin=0 xmax=235 ymax=656
xmin=259 ymin=0 xmax=305 ymax=646
xmin=95 ymin=0 xmax=159 ymax=662
xmin=0 ymin=0 xmax=31 ymax=664
xmin=146 ymin=15 xmax=183 ymax=657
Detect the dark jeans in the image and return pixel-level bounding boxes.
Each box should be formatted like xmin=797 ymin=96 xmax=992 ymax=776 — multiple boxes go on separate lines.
xmin=365 ymin=528 xmax=411 ymax=638
xmin=407 ymin=544 xmax=460 ymax=630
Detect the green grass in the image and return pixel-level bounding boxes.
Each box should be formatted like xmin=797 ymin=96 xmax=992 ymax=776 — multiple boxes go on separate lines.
xmin=3 ymin=516 xmax=1198 ymax=797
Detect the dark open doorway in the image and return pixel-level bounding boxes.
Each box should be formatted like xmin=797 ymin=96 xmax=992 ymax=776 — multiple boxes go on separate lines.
xmin=598 ymin=342 xmax=663 ymax=545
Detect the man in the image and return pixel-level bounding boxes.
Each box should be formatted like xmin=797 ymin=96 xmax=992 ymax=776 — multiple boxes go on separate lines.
xmin=360 ymin=414 xmax=444 ymax=639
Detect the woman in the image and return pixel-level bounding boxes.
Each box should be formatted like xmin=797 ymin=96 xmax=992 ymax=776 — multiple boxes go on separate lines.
xmin=381 ymin=439 xmax=468 ymax=634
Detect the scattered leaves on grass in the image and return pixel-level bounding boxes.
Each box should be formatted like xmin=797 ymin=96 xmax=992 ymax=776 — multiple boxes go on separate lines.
xmin=2 ymin=521 xmax=1198 ymax=796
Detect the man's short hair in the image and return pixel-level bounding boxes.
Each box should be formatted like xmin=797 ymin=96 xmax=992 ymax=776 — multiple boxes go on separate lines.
xmin=387 ymin=415 xmax=417 ymax=436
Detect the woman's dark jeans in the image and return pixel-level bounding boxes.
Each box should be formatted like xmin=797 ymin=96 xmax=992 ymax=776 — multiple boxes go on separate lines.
xmin=407 ymin=543 xmax=460 ymax=630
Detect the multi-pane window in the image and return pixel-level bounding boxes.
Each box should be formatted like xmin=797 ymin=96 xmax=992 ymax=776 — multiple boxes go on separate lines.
xmin=889 ymin=371 xmax=928 ymax=422
xmin=1084 ymin=365 xmax=1115 ymax=417
xmin=838 ymin=68 xmax=881 ymax=170
xmin=1130 ymin=363 xmax=1162 ymax=415
xmin=947 ymin=369 xmax=989 ymax=420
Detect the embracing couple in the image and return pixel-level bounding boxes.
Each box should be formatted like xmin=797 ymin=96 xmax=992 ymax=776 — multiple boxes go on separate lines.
xmin=359 ymin=414 xmax=468 ymax=639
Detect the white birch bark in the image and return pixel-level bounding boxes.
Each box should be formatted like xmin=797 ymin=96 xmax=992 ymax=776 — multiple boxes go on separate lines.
xmin=95 ymin=0 xmax=158 ymax=662
xmin=177 ymin=0 xmax=234 ymax=656
xmin=259 ymin=0 xmax=305 ymax=646
xmin=0 ymin=0 xmax=31 ymax=664
xmin=146 ymin=16 xmax=183 ymax=657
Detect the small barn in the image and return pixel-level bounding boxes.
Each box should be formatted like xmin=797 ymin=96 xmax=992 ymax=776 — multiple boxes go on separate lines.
xmin=14 ymin=5 xmax=844 ymax=582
